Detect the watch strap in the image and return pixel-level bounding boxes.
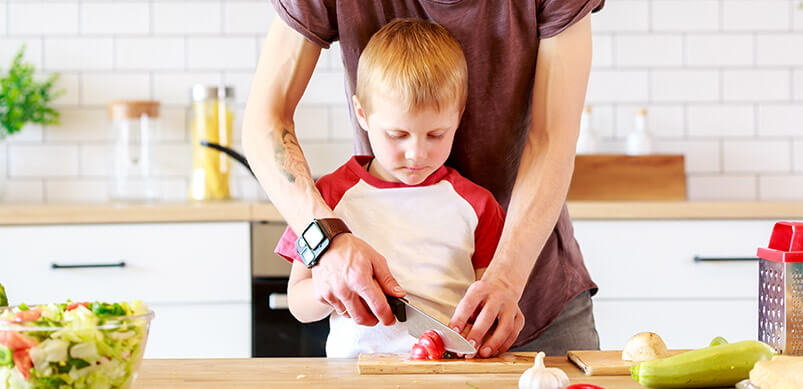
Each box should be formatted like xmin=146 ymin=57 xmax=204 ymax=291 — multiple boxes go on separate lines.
xmin=316 ymin=218 xmax=351 ymax=241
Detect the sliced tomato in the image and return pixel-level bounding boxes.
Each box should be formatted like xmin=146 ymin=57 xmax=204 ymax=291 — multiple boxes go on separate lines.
xmin=12 ymin=349 xmax=32 ymax=380
xmin=566 ymin=384 xmax=606 ymax=389
xmin=409 ymin=330 xmax=447 ymax=360
xmin=0 ymin=331 xmax=36 ymax=350
xmin=417 ymin=330 xmax=445 ymax=359
xmin=66 ymin=302 xmax=90 ymax=311
xmin=14 ymin=308 xmax=41 ymax=322
xmin=409 ymin=344 xmax=430 ymax=360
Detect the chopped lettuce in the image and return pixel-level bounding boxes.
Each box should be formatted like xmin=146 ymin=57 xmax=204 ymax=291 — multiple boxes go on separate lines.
xmin=0 ymin=301 xmax=151 ymax=389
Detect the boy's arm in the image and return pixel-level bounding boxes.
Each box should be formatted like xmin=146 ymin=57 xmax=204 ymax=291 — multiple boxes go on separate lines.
xmin=288 ymin=260 xmax=335 ymax=323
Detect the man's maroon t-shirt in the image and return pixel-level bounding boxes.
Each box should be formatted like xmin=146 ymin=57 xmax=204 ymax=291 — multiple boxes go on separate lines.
xmin=271 ymin=0 xmax=603 ymax=346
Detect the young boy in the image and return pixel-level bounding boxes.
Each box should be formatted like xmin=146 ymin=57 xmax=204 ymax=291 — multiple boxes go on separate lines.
xmin=274 ymin=18 xmax=505 ymax=358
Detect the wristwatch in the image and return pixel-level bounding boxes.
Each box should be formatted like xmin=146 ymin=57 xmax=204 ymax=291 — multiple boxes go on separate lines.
xmin=295 ymin=218 xmax=351 ymax=268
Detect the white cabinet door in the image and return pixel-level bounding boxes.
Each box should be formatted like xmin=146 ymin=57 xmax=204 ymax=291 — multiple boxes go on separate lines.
xmin=573 ymin=220 xmax=775 ymax=299
xmin=593 ymin=299 xmax=757 ymax=350
xmin=144 ymin=302 xmax=251 ymax=358
xmin=0 ymin=222 xmax=252 ymax=358
xmin=573 ymin=219 xmax=771 ymax=350
xmin=0 ymin=222 xmax=250 ymax=304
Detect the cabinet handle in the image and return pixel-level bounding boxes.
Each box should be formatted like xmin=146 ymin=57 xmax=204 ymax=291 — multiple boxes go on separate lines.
xmin=693 ymin=256 xmax=758 ymax=262
xmin=268 ymin=293 xmax=289 ymax=310
xmin=51 ymin=261 xmax=126 ymax=269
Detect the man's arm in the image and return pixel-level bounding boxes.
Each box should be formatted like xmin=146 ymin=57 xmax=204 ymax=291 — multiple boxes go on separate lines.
xmin=242 ymin=17 xmax=329 ymax=233
xmin=242 ymin=16 xmax=404 ymax=326
xmin=450 ymin=14 xmax=593 ymax=358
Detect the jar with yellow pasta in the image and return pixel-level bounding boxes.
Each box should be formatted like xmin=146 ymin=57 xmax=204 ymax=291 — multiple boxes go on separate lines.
xmin=190 ymin=85 xmax=234 ymax=200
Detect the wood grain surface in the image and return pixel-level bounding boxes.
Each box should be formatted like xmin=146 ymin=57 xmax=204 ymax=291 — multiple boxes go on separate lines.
xmin=133 ymin=357 xmax=649 ymax=388
xmin=568 ymin=154 xmax=686 ymax=201
xmin=567 ymin=349 xmax=692 ymax=376
xmin=357 ymin=352 xmax=536 ymax=375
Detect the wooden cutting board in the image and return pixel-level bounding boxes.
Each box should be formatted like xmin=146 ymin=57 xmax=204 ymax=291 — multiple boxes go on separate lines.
xmin=567 ymin=154 xmax=686 ymax=201
xmin=358 ymin=352 xmax=538 ymax=375
xmin=567 ymin=350 xmax=692 ymax=376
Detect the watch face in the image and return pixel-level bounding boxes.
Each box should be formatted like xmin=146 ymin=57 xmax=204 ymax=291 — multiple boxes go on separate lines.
xmin=302 ymin=223 xmax=325 ymax=250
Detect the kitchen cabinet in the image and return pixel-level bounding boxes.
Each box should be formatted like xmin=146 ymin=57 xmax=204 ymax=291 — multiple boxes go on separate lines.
xmin=0 ymin=222 xmax=251 ymax=358
xmin=573 ymin=219 xmax=775 ymax=350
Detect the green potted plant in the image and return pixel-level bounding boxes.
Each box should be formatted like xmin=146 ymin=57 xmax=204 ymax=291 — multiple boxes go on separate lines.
xmin=0 ymin=45 xmax=63 ymax=200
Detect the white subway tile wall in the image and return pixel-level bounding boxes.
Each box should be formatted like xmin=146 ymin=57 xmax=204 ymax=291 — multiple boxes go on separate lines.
xmin=0 ymin=0 xmax=801 ymax=203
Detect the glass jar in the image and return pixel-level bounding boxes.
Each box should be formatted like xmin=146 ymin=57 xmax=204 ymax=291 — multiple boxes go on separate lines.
xmin=108 ymin=101 xmax=160 ymax=201
xmin=189 ymin=85 xmax=235 ymax=200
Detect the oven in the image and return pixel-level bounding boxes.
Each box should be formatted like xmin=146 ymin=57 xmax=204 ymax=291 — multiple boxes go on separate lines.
xmin=251 ymin=221 xmax=328 ymax=357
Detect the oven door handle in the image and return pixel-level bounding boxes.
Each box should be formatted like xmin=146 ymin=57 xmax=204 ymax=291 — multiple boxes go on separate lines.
xmin=268 ymin=293 xmax=289 ymax=310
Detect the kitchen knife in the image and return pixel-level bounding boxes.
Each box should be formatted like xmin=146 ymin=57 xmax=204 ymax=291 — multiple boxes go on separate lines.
xmin=387 ymin=294 xmax=476 ymax=354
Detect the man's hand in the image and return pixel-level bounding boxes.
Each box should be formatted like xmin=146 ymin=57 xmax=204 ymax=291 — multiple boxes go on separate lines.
xmin=449 ymin=276 xmax=525 ymax=358
xmin=310 ymin=233 xmax=406 ymax=326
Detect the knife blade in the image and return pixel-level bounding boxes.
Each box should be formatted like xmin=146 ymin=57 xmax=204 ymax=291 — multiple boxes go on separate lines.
xmin=387 ymin=294 xmax=476 ymax=354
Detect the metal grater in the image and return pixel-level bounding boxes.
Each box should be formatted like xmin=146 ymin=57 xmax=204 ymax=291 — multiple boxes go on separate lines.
xmin=757 ymin=221 xmax=803 ymax=356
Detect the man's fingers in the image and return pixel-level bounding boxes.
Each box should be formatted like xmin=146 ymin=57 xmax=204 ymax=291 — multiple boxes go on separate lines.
xmin=372 ymin=256 xmax=405 ymax=297
xmin=498 ymin=312 xmax=525 ymax=354
xmin=476 ymin=305 xmax=516 ymax=357
xmin=359 ymin=280 xmax=396 ymax=326
xmin=340 ymin=291 xmax=377 ymax=326
xmin=449 ymin=287 xmax=483 ymax=334
xmin=465 ymin=302 xmax=501 ymax=358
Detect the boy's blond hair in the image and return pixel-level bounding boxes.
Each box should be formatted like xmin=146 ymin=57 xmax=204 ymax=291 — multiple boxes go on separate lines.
xmin=355 ymin=18 xmax=468 ymax=115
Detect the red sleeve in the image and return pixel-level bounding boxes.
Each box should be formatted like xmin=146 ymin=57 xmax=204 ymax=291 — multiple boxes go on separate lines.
xmin=471 ymin=196 xmax=505 ymax=269
xmin=537 ymin=0 xmax=604 ymax=39
xmin=441 ymin=167 xmax=506 ymax=269
xmin=273 ymin=159 xmax=359 ymax=263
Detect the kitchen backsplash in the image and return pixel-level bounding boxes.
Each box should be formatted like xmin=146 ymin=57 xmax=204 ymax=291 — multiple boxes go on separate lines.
xmin=0 ymin=0 xmax=801 ymax=203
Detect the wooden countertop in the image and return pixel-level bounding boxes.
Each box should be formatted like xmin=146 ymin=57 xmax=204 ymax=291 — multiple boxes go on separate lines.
xmin=133 ymin=357 xmax=644 ymax=388
xmin=1 ymin=201 xmax=802 ymax=226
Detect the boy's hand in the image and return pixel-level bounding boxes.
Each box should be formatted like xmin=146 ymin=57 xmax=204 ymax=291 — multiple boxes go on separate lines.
xmin=448 ymin=276 xmax=525 ymax=358
xmin=310 ymin=233 xmax=406 ymax=326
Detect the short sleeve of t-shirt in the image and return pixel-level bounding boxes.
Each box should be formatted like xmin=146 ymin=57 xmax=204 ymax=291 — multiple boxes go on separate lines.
xmin=270 ymin=0 xmax=338 ymax=48
xmin=537 ymin=0 xmax=605 ymax=39
xmin=471 ymin=196 xmax=505 ymax=270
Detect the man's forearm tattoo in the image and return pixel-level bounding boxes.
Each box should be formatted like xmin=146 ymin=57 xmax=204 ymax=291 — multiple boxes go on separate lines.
xmin=272 ymin=127 xmax=311 ymax=184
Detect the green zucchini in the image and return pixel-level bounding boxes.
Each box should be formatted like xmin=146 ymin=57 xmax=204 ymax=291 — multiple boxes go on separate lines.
xmin=631 ymin=340 xmax=775 ymax=388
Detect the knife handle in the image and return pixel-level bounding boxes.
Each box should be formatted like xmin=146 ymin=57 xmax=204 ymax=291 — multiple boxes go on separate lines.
xmin=385 ymin=294 xmax=406 ymax=322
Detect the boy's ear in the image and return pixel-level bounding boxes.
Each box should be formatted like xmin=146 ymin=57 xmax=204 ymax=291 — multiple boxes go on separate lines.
xmin=352 ymin=95 xmax=370 ymax=132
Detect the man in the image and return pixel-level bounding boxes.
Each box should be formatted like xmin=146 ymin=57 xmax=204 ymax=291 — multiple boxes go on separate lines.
xmin=243 ymin=0 xmax=603 ymax=357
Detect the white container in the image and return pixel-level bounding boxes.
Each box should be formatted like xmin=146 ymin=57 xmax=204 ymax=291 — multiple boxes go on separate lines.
xmin=108 ymin=101 xmax=160 ymax=201
xmin=626 ymin=107 xmax=653 ymax=156
xmin=576 ymin=106 xmax=598 ymax=154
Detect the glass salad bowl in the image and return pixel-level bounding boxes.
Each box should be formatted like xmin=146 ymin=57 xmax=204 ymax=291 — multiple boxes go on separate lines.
xmin=0 ymin=301 xmax=153 ymax=389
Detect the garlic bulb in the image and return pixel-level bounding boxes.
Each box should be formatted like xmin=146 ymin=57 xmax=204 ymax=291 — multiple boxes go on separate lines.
xmin=518 ymin=352 xmax=570 ymax=389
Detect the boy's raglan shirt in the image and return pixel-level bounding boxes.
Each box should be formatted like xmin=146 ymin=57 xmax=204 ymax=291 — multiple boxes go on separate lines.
xmin=275 ymin=155 xmax=505 ymax=357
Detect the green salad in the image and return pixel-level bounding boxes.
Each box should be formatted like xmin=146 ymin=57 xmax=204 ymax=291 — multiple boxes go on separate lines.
xmin=0 ymin=301 xmax=152 ymax=389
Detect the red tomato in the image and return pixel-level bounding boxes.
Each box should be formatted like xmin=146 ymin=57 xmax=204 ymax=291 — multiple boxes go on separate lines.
xmin=409 ymin=330 xmax=446 ymax=360
xmin=409 ymin=344 xmax=430 ymax=360
xmin=418 ymin=330 xmax=445 ymax=359
xmin=14 ymin=308 xmax=41 ymax=322
xmin=12 ymin=349 xmax=32 ymax=380
xmin=66 ymin=302 xmax=90 ymax=311
xmin=566 ymin=384 xmax=606 ymax=389
xmin=0 ymin=331 xmax=36 ymax=350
